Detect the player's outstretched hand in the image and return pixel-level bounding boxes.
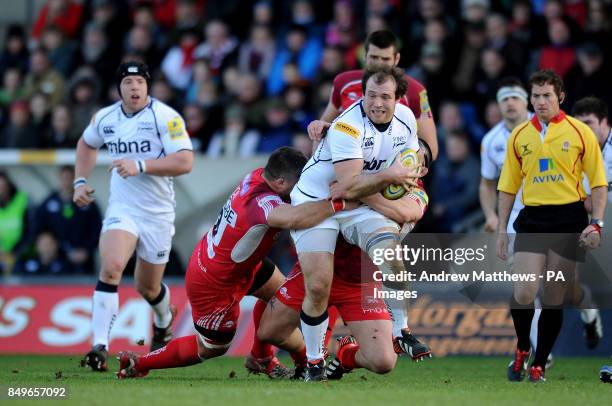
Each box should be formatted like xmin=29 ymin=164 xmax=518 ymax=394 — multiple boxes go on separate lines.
xmin=111 ymin=159 xmax=139 ymax=178
xmin=73 ymin=184 xmax=95 ymax=207
xmin=496 ymin=232 xmax=508 ymax=260
xmin=307 ymin=120 xmax=330 ymax=141
xmin=579 ymin=225 xmax=601 ymax=249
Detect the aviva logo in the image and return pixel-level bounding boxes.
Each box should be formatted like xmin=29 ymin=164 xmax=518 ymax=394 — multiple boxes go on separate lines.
xmin=534 ymin=158 xmax=563 ymax=183
xmin=539 ymin=158 xmax=554 ymax=172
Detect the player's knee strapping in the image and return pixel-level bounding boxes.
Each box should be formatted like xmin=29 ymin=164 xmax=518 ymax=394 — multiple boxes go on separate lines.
xmin=365 ymin=232 xmax=408 ymax=290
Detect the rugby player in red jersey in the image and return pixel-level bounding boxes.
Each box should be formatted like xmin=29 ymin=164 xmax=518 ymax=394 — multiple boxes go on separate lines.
xmin=116 ymin=146 xmax=416 ymax=379
xmin=257 ymin=181 xmax=430 ymax=380
xmin=308 ymin=30 xmax=438 ymax=160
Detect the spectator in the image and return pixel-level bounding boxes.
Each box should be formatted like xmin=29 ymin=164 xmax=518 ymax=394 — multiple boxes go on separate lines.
xmin=0 ymin=171 xmax=30 ymax=274
xmin=325 ymin=0 xmax=358 ymax=49
xmin=486 ymin=13 xmax=527 ymax=76
xmin=316 ymin=46 xmax=345 ymax=83
xmin=132 ymin=2 xmax=166 ymax=50
xmin=564 ymin=43 xmax=612 ymax=111
xmin=509 ymin=0 xmax=547 ymax=47
xmin=161 ymin=29 xmax=201 ymax=91
xmin=23 ymin=48 xmax=65 ymax=107
xmin=42 ymin=103 xmax=77 ymax=148
xmin=0 ymin=25 xmax=29 ymax=77
xmin=194 ymin=20 xmax=238 ymax=76
xmin=207 ymin=105 xmax=260 ymax=158
xmin=267 ymin=24 xmax=323 ymax=95
xmin=0 ymin=68 xmax=25 ymax=108
xmin=252 ymin=1 xmax=274 ymax=26
xmin=182 ymin=103 xmax=220 ymax=152
xmin=67 ymin=74 xmax=100 ymax=134
xmin=40 ymin=24 xmax=78 ymax=78
xmin=14 ymin=231 xmax=74 ymax=276
xmin=537 ymin=18 xmax=576 ymax=78
xmin=185 ymin=58 xmax=212 ymax=104
xmin=0 ymin=100 xmax=39 ymax=148
xmin=33 ymin=166 xmax=102 ymax=274
xmin=125 ymin=24 xmax=162 ymax=70
xmin=237 ymin=25 xmax=276 ymax=80
xmin=584 ymin=0 xmax=611 ymax=54
xmin=28 ymin=92 xmax=51 ymax=139
xmin=284 ymin=85 xmax=314 ymax=132
xmin=475 ymin=48 xmax=510 ymax=106
xmin=408 ymin=43 xmax=448 ymax=116
xmin=452 ymin=21 xmax=487 ymax=98
xmin=234 ymin=72 xmax=267 ymax=130
xmin=150 ymin=76 xmax=180 ymax=110
xmin=165 ymin=0 xmax=205 ymax=45
xmin=77 ymin=22 xmax=116 ymax=90
xmin=461 ymin=0 xmax=489 ymax=24
xmin=437 ymin=100 xmax=465 ymax=141
xmin=431 ymin=130 xmax=480 ymax=232
xmin=257 ymin=98 xmax=296 ymax=153
xmin=31 ymin=0 xmax=83 ymax=42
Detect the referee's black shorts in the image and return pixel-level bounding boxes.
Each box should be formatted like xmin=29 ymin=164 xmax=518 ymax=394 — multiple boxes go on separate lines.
xmin=513 ymin=201 xmax=588 ymax=262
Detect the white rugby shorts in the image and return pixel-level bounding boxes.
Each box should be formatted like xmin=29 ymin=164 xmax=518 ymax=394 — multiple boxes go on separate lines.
xmin=101 ymin=203 xmax=175 ymax=264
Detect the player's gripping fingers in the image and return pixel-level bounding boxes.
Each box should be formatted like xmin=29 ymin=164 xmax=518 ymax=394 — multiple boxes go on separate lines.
xmin=579 ymin=225 xmax=601 ymax=249
xmin=307 ymin=120 xmax=330 ymax=141
xmin=73 ymin=185 xmax=95 ymax=207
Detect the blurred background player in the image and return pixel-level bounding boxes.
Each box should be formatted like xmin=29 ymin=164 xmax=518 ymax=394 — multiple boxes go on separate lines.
xmin=115 ymin=147 xmax=355 ymax=379
xmin=498 ymin=70 xmax=607 ymax=383
xmin=307 ymin=29 xmax=438 ymax=159
xmin=74 ymin=61 xmax=194 ymax=371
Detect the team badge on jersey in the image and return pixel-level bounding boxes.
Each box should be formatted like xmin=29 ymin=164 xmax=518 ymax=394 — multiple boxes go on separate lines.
xmin=334 ymin=122 xmax=359 ymax=138
xmin=167 ymin=117 xmax=186 ymax=140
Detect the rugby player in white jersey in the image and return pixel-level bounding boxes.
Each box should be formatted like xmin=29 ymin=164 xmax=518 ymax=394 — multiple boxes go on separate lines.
xmin=73 ymin=62 xmax=194 ymax=371
xmin=572 ymin=96 xmax=611 ymax=349
xmin=290 ymin=66 xmax=427 ymax=380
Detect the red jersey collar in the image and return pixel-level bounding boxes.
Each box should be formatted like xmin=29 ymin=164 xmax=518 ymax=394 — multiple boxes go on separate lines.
xmin=531 ymin=110 xmax=566 ymax=131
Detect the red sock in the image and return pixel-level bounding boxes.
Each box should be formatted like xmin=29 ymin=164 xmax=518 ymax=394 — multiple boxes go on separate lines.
xmin=339 ymin=343 xmax=360 ymax=370
xmin=324 ymin=306 xmax=340 ymax=349
xmin=290 ymin=346 xmax=307 ymax=367
xmin=137 ymin=335 xmax=202 ymax=371
xmin=250 ymin=299 xmax=274 ymax=359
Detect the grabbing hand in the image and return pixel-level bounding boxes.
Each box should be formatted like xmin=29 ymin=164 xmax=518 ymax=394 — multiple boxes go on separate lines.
xmin=73 ymin=184 xmax=95 ymax=207
xmin=307 ymin=120 xmax=330 ymax=141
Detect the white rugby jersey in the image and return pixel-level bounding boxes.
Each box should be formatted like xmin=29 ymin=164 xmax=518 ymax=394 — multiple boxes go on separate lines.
xmin=584 ymin=129 xmax=612 ymax=202
xmin=82 ymin=97 xmax=193 ymax=219
xmin=294 ymin=100 xmax=419 ymax=200
xmin=481 ymin=119 xmax=529 ymax=232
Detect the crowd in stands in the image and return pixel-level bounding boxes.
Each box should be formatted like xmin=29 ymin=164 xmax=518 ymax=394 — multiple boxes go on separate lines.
xmin=1 ymin=0 xmax=611 ymax=274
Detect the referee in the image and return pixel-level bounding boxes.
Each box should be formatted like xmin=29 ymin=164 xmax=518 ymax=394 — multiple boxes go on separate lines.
xmin=497 ymin=70 xmax=608 ymax=383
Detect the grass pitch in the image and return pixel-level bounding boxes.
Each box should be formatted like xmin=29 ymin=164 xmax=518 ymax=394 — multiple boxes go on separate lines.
xmin=1 ymin=355 xmax=609 ymax=405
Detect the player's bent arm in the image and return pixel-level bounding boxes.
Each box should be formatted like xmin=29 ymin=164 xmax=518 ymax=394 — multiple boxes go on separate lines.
xmin=361 ymin=193 xmax=423 ymax=224
xmin=479 ymin=178 xmax=498 ymax=221
xmin=320 ymin=99 xmax=340 ymax=123
xmin=267 ymin=200 xmax=339 ymax=229
xmin=333 ymin=159 xmax=392 ymax=201
xmin=143 ymin=150 xmax=193 ymax=176
xmin=75 ymin=137 xmax=99 ymax=180
xmin=416 ymin=115 xmax=438 ymax=160
xmin=497 ymin=191 xmax=516 ymax=232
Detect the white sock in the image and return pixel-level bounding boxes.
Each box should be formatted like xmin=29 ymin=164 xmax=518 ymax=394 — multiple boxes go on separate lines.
xmin=148 ymin=283 xmax=172 ymax=328
xmin=92 ymin=290 xmax=118 ymax=349
xmin=580 ymin=308 xmax=598 ymax=324
xmin=529 ymin=304 xmax=541 ymax=352
xmin=300 ymin=310 xmax=328 ymax=361
xmin=390 ymin=305 xmax=408 ymax=337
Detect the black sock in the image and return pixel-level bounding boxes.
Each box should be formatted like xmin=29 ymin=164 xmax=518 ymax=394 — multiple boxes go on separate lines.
xmin=510 ymin=297 xmax=534 ymax=352
xmin=533 ymin=308 xmax=563 ymax=370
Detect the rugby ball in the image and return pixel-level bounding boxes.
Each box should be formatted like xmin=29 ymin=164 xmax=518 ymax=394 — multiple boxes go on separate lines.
xmin=382 ymin=148 xmax=419 ymax=200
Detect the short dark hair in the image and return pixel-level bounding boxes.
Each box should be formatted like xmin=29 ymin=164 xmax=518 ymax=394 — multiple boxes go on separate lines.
xmin=572 ymin=96 xmax=609 ymax=121
xmin=364 ymin=30 xmax=399 ymax=53
xmin=529 ymin=69 xmax=565 ymax=99
xmin=418 ymin=139 xmax=432 ymax=169
xmin=264 ymin=147 xmax=307 ymax=182
xmin=361 ymin=65 xmax=407 ymax=100
xmin=497 ymin=76 xmax=525 ymax=92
